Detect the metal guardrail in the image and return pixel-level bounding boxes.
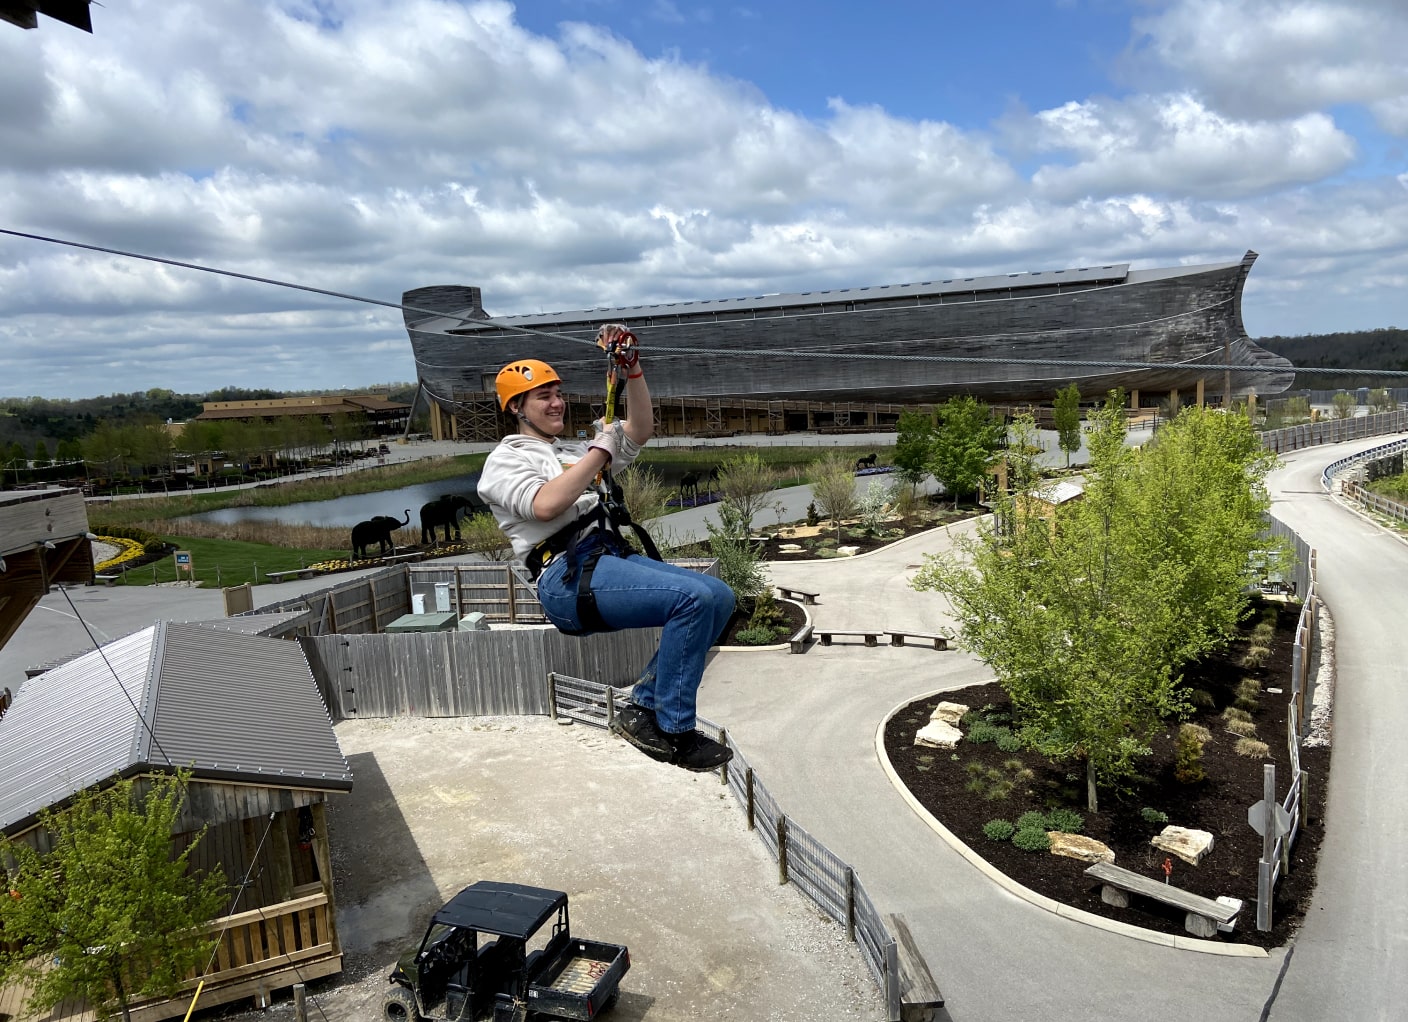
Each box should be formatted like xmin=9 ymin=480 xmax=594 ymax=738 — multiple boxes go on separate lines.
xmin=1260 ymin=409 xmax=1408 ymax=457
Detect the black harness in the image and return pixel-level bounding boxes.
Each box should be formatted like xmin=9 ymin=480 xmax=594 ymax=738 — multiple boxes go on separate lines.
xmin=525 ymin=472 xmax=663 ymax=635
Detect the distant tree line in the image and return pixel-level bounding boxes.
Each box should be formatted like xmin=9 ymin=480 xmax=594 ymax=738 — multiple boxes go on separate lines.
xmin=0 ymin=382 xmax=424 ymax=473
xmin=1257 ymin=326 xmax=1408 ymax=390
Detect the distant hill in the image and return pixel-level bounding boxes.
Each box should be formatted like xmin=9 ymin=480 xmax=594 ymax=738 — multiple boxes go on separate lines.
xmin=1257 ymin=327 xmax=1408 ymax=391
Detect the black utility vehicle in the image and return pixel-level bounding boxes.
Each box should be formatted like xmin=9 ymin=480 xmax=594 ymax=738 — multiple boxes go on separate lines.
xmin=382 ymin=881 xmax=629 ymax=1022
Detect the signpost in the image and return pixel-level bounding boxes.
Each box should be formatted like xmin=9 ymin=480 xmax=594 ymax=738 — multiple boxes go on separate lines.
xmin=173 ymin=549 xmax=194 ymax=582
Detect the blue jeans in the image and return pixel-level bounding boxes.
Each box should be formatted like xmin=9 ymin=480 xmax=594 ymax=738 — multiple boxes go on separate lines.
xmin=536 ymin=544 xmax=735 ymax=734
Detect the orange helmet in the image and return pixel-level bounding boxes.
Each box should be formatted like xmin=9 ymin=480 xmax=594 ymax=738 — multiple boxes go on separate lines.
xmin=495 ymin=359 xmax=562 ymax=410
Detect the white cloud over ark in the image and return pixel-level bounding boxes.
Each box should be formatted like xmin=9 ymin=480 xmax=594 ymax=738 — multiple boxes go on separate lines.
xmin=1 ymin=0 xmax=1406 ymax=399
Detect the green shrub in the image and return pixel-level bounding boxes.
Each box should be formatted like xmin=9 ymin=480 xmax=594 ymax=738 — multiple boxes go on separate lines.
xmin=1174 ymin=723 xmax=1207 ymax=784
xmin=995 ymin=730 xmax=1025 ymax=753
xmin=1012 ymin=827 xmax=1051 ymax=852
xmin=1252 ymin=621 xmax=1275 ymax=643
xmin=1222 ymin=707 xmax=1252 ymax=724
xmin=1140 ymin=807 xmax=1169 ymax=825
xmin=1187 ymin=688 xmax=1216 ymax=711
xmin=1227 ymin=718 xmax=1258 ymax=737
xmin=983 ymin=819 xmax=1015 ymax=842
xmin=805 ymin=501 xmax=820 ymax=527
xmin=966 ymin=720 xmax=1009 ymax=745
xmin=1045 ymin=808 xmax=1084 ymax=834
xmin=1016 ymin=810 xmax=1049 ymax=832
xmin=734 ymin=626 xmax=784 ymax=646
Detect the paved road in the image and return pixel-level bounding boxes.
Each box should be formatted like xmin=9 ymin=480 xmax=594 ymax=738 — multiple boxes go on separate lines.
xmin=1259 ymin=437 xmax=1408 ymax=1022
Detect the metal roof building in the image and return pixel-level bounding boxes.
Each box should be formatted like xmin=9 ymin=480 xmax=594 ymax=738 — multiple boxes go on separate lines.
xmin=0 ymin=620 xmax=353 ymax=1020
xmin=0 ymin=620 xmax=351 ymax=835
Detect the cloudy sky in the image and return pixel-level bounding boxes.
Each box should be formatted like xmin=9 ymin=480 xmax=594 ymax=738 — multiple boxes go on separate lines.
xmin=1 ymin=0 xmax=1405 ymax=400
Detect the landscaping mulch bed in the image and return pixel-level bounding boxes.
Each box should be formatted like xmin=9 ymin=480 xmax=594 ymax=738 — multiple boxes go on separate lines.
xmin=882 ymin=598 xmax=1329 ymax=949
xmin=755 ymin=501 xmax=985 ymax=560
xmin=715 ymin=598 xmax=808 ymax=647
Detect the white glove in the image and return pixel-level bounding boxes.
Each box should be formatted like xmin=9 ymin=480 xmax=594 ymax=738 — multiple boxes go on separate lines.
xmin=587 ymin=427 xmax=618 ymax=464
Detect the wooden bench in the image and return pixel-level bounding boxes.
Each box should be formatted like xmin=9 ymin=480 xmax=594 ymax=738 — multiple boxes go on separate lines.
xmin=788 ymin=623 xmax=813 ymax=654
xmin=817 ymin=629 xmax=882 ymax=647
xmin=264 ymin=568 xmax=318 ymax=582
xmin=883 ymin=913 xmax=943 ymax=1021
xmin=775 ymin=585 xmax=819 ymax=605
xmin=885 ymin=630 xmax=952 ymax=651
xmin=93 ymin=574 xmax=121 ymax=587
xmin=1085 ymin=861 xmax=1242 ymax=938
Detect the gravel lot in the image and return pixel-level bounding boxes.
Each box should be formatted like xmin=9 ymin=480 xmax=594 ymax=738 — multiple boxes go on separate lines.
xmin=223 ymin=716 xmax=885 ymax=1022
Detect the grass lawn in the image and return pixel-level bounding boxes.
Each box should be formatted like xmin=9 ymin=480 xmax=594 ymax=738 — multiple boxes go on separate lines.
xmin=111 ymin=535 xmax=348 ymax=588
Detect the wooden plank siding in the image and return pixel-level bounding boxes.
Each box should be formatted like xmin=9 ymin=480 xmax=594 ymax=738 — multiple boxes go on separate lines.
xmin=285 ymin=559 xmax=719 ymax=720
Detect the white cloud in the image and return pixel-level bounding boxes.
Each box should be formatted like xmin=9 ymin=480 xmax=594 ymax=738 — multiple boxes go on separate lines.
xmin=0 ymin=0 xmax=1405 ymax=397
xmin=1026 ymin=94 xmax=1356 ymax=199
xmin=1131 ymin=0 xmax=1408 ymax=131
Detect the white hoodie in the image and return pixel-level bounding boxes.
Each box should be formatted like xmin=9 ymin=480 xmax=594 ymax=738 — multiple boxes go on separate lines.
xmin=476 ymin=422 xmax=643 ymax=561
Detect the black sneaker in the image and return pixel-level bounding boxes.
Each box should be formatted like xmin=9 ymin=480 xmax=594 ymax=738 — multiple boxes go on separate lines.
xmin=610 ymin=704 xmax=673 ymax=761
xmin=663 ymin=729 xmax=733 ymax=772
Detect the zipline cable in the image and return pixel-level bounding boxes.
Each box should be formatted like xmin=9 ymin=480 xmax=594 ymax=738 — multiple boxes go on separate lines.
xmin=6 ymin=226 xmax=1408 ymax=378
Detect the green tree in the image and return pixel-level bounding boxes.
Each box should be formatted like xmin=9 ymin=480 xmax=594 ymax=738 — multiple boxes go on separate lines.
xmin=912 ymin=403 xmax=1274 ymax=811
xmin=0 ymin=771 xmax=228 ymax=1022
xmin=809 ymin=452 xmax=860 ymax=537
xmin=1367 ymin=388 xmax=1395 ymax=414
xmin=929 ymin=396 xmax=1004 ymax=508
xmin=715 ymin=452 xmax=782 ymax=535
xmin=1331 ymin=392 xmax=1356 ymax=419
xmin=1052 ymin=385 xmax=1083 ymax=468
xmin=1283 ymin=395 xmax=1311 ymax=424
xmin=33 ymin=440 xmax=51 ymax=467
xmin=893 ymin=409 xmax=935 ymax=494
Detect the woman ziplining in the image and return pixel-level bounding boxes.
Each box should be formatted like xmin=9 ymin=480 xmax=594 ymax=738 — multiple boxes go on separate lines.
xmin=476 ymin=324 xmax=736 ymax=772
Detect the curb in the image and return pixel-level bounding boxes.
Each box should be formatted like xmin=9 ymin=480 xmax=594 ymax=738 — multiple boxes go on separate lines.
xmin=873 ymin=690 xmax=1269 ymax=959
xmin=763 ymin=513 xmax=991 ymax=566
xmin=711 ymin=599 xmax=811 ymax=653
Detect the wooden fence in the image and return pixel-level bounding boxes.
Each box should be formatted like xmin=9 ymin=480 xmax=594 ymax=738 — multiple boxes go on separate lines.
xmin=546 ymin=673 xmax=918 ymax=1021
xmin=273 ymin=560 xmax=714 ymax=719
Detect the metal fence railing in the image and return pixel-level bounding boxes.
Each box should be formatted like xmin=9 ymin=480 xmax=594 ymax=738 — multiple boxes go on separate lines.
xmin=1260 ymin=408 xmax=1408 ymax=455
xmin=548 ymin=674 xmax=910 ymax=1020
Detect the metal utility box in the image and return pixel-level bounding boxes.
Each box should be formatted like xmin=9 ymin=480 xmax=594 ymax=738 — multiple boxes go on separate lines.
xmin=384 ymin=612 xmax=459 ymax=634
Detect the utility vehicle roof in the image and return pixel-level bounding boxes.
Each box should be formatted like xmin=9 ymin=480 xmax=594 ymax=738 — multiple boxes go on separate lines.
xmin=433 ymin=881 xmax=567 ymax=939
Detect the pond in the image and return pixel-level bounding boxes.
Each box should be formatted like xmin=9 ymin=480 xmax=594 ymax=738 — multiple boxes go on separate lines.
xmin=186 ymin=459 xmax=718 ymax=527
xmin=190 ymin=473 xmax=485 ymax=528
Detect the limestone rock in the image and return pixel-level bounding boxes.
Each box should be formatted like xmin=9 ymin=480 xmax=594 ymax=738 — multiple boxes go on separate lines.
xmin=778 ymin=543 xmax=805 ymax=553
xmin=914 ymin=720 xmax=961 ymax=749
xmin=930 ymin=701 xmax=969 ymax=725
xmin=1152 ymin=825 xmax=1214 ymax=866
xmin=1048 ymin=832 xmax=1114 ymax=864
xmin=837 ymin=545 xmax=860 ymax=557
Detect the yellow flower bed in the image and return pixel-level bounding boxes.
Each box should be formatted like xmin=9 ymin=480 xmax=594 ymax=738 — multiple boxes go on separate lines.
xmin=94 ymin=536 xmax=146 ymax=573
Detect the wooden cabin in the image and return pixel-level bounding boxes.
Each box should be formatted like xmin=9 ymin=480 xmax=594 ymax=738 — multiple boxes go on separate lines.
xmin=0 ymin=621 xmax=353 ymax=1021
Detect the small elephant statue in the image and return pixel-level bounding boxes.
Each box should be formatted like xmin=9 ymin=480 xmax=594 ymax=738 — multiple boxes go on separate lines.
xmin=420 ymin=494 xmax=487 ymax=546
xmin=352 ymin=510 xmax=411 ymax=559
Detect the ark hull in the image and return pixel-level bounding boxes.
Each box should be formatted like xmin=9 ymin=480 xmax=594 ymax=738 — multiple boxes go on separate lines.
xmin=402 ymin=251 xmax=1294 ymax=411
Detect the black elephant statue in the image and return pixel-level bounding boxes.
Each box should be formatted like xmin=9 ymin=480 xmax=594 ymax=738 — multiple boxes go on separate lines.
xmin=420 ymin=494 xmax=486 ymax=545
xmin=351 ymin=510 xmax=410 ymax=559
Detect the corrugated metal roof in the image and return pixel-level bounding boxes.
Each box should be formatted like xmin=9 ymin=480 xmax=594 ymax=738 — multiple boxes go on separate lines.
xmin=185 ymin=610 xmax=311 ymax=637
xmin=0 ymin=623 xmax=352 ymax=835
xmin=148 ymin=623 xmax=351 ymax=790
xmin=1035 ymin=480 xmax=1085 ymax=505
xmin=0 ymin=627 xmax=157 ymax=834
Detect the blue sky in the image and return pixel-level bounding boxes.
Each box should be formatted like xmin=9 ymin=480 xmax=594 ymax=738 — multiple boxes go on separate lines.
xmin=1 ymin=0 xmax=1406 ymax=398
